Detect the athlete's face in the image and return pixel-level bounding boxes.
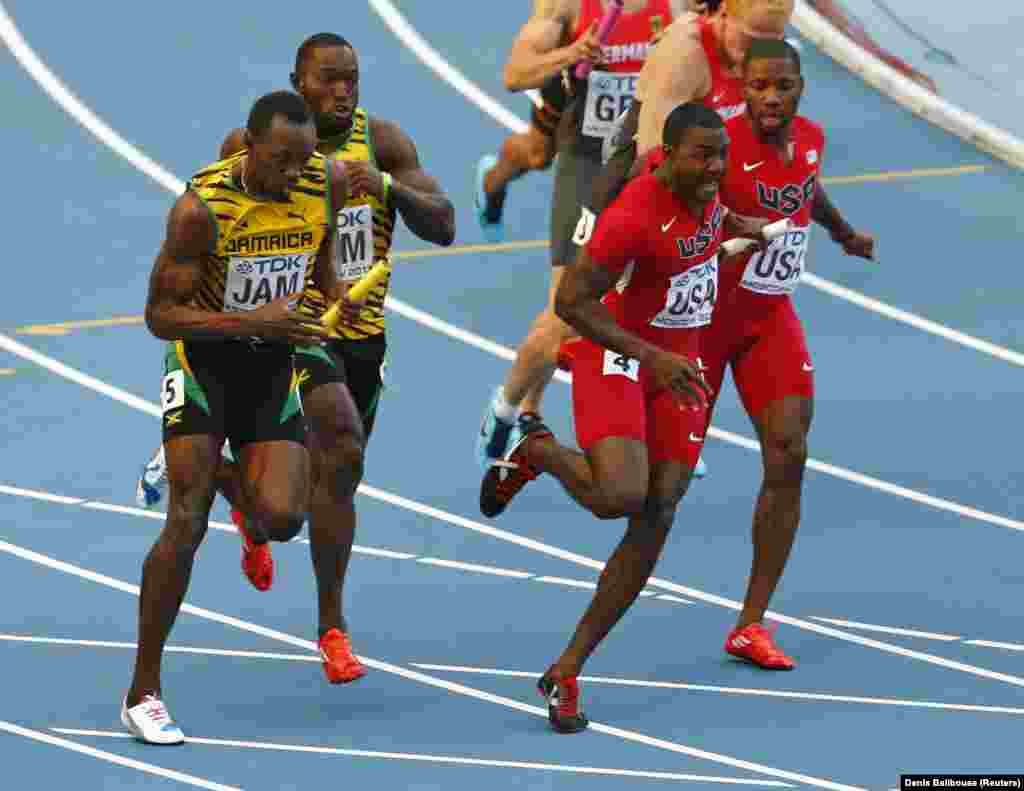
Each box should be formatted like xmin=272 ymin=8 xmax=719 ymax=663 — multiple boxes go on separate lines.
xmin=744 ymin=56 xmax=802 ymax=140
xmin=247 ymin=116 xmax=317 ymax=198
xmin=294 ymin=44 xmax=359 ymax=137
xmin=664 ymin=125 xmax=728 ymax=205
xmin=721 ymin=8 xmax=788 ymax=67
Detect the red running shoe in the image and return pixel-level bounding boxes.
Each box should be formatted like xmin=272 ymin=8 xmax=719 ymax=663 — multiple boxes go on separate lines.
xmin=232 ymin=509 xmax=273 ymax=592
xmin=725 ymin=623 xmax=795 ymax=670
xmin=537 ymin=674 xmax=588 ymax=733
xmin=319 ymin=628 xmax=367 ymax=684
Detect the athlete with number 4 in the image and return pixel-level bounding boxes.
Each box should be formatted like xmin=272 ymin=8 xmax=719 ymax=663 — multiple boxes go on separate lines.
xmin=135 ymin=33 xmax=454 ymax=689
xmin=706 ymin=39 xmax=875 ymax=668
xmin=480 ymin=103 xmax=741 ymax=732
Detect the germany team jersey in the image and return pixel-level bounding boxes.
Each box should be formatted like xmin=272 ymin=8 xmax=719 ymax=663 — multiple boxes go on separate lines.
xmin=186 ymin=151 xmax=331 ymax=314
xmin=298 ymin=107 xmax=396 ymax=340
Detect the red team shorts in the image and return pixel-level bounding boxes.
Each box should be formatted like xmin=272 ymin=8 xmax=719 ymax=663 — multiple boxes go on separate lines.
xmin=701 ymin=296 xmax=815 ymax=421
xmin=570 ymin=338 xmax=708 ymax=469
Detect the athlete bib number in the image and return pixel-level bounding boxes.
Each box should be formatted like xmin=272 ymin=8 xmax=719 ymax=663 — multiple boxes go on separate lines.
xmin=223 ymin=252 xmax=311 ymax=311
xmin=741 ymin=225 xmax=809 ymax=296
xmin=602 ymin=349 xmax=639 ymax=382
xmin=334 ymin=204 xmax=375 ymax=283
xmin=651 ymin=257 xmax=718 ymax=330
xmin=582 ymin=71 xmax=639 ymax=140
xmin=161 ymin=370 xmax=185 ymax=414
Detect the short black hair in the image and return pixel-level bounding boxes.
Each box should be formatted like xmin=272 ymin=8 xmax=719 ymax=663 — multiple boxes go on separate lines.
xmin=295 ymin=32 xmax=352 ymax=74
xmin=246 ymin=91 xmax=312 ymax=139
xmin=663 ymin=101 xmax=725 ymax=147
xmin=743 ymin=38 xmax=802 ymax=73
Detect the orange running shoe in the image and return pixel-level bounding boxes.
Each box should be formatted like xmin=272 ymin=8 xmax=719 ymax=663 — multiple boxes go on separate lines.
xmin=725 ymin=622 xmax=795 ymax=670
xmin=537 ymin=674 xmax=588 ymax=734
xmin=319 ymin=628 xmax=367 ymax=684
xmin=232 ymin=510 xmax=273 ymax=592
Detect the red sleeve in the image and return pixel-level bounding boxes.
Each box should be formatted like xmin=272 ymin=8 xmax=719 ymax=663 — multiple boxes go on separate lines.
xmin=585 ymin=195 xmax=647 ymax=275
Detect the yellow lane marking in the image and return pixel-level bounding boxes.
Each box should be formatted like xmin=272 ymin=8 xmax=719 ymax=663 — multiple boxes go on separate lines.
xmin=16 ymin=316 xmax=145 ymax=336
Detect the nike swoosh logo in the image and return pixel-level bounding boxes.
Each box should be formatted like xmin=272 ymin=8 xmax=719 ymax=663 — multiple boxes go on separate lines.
xmin=661 ymin=217 xmax=677 ymax=232
xmin=689 ymin=433 xmax=704 ymax=443
xmin=802 ymin=363 xmax=814 ymax=372
xmin=743 ymin=161 xmax=765 ymax=172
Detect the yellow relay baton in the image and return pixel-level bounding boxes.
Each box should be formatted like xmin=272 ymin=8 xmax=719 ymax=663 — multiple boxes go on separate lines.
xmin=320 ymin=260 xmax=392 ymax=333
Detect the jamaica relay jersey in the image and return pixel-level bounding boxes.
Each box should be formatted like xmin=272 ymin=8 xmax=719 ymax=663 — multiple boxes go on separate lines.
xmin=186 ymin=151 xmax=331 ymax=314
xmin=299 ymin=107 xmax=396 ymax=340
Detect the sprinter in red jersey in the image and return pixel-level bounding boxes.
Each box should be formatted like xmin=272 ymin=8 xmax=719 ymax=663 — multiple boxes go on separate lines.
xmin=708 ymin=38 xmax=874 ymax=669
xmin=481 ymin=103 xmax=729 ymax=733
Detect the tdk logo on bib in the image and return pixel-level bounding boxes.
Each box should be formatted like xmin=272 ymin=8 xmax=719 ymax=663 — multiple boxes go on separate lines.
xmin=224 ymin=253 xmax=310 ymax=311
xmin=335 ymin=204 xmax=375 ymax=282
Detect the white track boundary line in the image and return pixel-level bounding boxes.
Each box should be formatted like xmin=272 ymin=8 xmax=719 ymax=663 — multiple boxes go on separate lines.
xmin=0 ymin=537 xmax=856 ymax=791
xmin=411 ymin=664 xmax=1024 ymax=716
xmin=50 ymin=729 xmax=793 ymax=787
xmin=1 ymin=340 xmax=1023 ymax=691
xmin=366 ymin=0 xmax=1024 ymax=370
xmin=0 ymin=720 xmax=240 ymax=791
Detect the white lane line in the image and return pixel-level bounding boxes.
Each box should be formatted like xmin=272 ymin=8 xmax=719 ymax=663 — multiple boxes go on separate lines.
xmin=0 ymin=5 xmax=184 ymax=195
xmin=809 ymin=617 xmax=962 ymax=642
xmin=0 ymin=720 xmax=240 ymax=791
xmin=50 ymin=729 xmax=794 ymax=787
xmin=533 ymin=575 xmax=597 ymax=589
xmin=0 ymin=633 xmax=320 ymax=662
xmin=658 ymin=595 xmax=694 ymax=605
xmin=965 ymin=640 xmax=1024 ymax=652
xmin=367 ymin=0 xmax=1024 ymax=371
xmin=411 ymin=664 xmax=1024 ymax=716
xmin=354 ymin=545 xmax=418 ymax=560
xmin=365 ymin=0 xmax=530 ymax=135
xmin=416 ymin=557 xmax=534 ymax=578
xmin=0 ymin=484 xmax=84 ymax=505
xmin=0 ymin=538 xmax=857 ymax=791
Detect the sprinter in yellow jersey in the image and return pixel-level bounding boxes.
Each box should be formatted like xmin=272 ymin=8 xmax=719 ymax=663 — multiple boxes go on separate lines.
xmin=135 ymin=33 xmax=454 ymax=689
xmin=122 ymin=91 xmax=350 ymax=745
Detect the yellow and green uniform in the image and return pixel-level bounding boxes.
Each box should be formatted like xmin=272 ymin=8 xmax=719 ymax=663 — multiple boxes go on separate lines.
xmin=299 ymin=107 xmax=395 ymax=340
xmin=291 ymin=108 xmax=393 ymax=437
xmin=161 ymin=152 xmax=332 ymax=451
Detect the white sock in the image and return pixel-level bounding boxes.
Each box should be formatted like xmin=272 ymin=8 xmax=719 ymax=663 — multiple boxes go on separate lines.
xmin=492 ymin=386 xmax=519 ymax=423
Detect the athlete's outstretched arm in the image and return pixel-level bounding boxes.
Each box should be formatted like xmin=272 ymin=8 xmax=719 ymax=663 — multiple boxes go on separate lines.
xmin=370 ymin=118 xmax=455 ymax=247
xmin=504 ymin=0 xmax=599 ymax=91
xmin=145 ymin=193 xmax=328 ymax=345
xmin=811 ymin=183 xmax=875 ymax=259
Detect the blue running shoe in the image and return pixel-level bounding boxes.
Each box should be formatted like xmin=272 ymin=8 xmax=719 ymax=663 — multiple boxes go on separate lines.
xmin=476 ymin=386 xmax=516 ymax=466
xmin=475 ymin=154 xmax=505 ymax=243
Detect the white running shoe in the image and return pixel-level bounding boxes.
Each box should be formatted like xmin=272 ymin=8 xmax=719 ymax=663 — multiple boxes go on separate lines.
xmin=120 ymin=694 xmax=185 ymax=745
xmin=136 ymin=446 xmax=167 ymax=509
